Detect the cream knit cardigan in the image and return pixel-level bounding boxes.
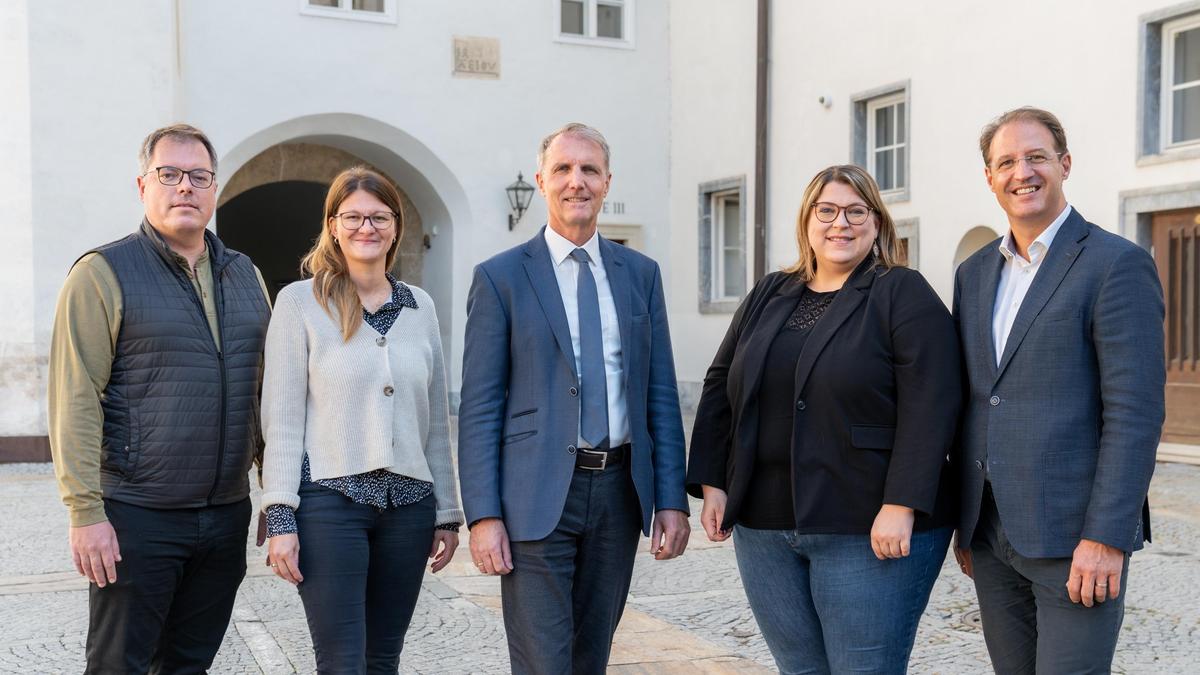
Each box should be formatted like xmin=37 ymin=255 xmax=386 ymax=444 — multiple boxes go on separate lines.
xmin=260 ymin=279 xmax=464 ymax=527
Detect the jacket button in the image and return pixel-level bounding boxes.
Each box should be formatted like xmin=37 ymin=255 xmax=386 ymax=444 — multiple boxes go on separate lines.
xmin=383 ymin=386 xmax=394 ymax=396
xmin=376 ymin=336 xmax=387 ymax=347
xmin=975 ymin=460 xmax=984 ymax=470
xmin=569 ymin=386 xmax=578 ymax=396
xmin=989 ymin=395 xmax=1000 ymax=406
xmin=795 ymin=400 xmax=806 ymax=411
xmin=567 ymin=445 xmax=577 ymax=454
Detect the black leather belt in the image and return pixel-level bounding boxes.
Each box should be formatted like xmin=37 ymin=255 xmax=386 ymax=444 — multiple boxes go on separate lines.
xmin=575 ymin=444 xmax=629 ymax=471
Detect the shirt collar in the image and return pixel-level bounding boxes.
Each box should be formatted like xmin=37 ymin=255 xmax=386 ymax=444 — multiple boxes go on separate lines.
xmin=384 ymin=273 xmax=418 ymax=310
xmin=998 ymin=203 xmax=1072 ymax=263
xmin=544 ymin=225 xmax=602 ymax=267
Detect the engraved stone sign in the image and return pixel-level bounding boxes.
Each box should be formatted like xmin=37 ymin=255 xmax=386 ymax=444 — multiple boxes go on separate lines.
xmin=453 ymin=36 xmax=500 ymax=79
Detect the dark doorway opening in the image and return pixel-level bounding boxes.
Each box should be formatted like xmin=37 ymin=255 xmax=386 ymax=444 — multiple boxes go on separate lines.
xmin=217 ymin=180 xmax=326 ymax=303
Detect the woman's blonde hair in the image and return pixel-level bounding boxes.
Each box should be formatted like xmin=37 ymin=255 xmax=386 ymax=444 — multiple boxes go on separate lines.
xmin=784 ymin=164 xmax=902 ymax=280
xmin=300 ymin=166 xmax=405 ymax=340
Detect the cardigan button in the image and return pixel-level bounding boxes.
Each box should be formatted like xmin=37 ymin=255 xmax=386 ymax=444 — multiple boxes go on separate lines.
xmin=383 ymin=386 xmax=394 ymax=396
xmin=567 ymin=445 xmax=577 ymax=454
xmin=989 ymin=395 xmax=1000 ymax=406
xmin=569 ymin=386 xmax=578 ymax=396
xmin=376 ymin=336 xmax=387 ymax=347
xmin=795 ymin=399 xmax=806 ymax=411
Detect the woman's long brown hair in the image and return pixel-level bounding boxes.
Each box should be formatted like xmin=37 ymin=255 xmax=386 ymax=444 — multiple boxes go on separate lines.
xmin=300 ymin=166 xmax=405 ymax=340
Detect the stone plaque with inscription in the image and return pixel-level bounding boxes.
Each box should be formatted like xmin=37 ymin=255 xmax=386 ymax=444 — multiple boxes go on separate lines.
xmin=453 ymin=36 xmax=500 ymax=79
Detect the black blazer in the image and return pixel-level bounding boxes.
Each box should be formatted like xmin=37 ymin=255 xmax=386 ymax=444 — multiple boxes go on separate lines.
xmin=686 ymin=259 xmax=963 ymax=533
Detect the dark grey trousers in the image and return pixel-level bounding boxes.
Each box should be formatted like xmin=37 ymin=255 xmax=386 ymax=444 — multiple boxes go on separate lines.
xmin=971 ymin=486 xmax=1129 ymax=675
xmin=500 ymin=458 xmax=642 ymax=675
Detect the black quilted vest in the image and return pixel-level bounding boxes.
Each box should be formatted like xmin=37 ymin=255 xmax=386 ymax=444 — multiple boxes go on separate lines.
xmin=91 ymin=220 xmax=269 ymax=508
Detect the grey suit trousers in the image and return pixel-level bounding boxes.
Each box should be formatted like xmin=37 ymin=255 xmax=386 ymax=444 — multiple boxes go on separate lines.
xmin=971 ymin=485 xmax=1129 ymax=674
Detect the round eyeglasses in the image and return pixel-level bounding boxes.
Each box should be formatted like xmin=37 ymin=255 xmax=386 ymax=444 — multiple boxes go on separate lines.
xmin=811 ymin=202 xmax=874 ymax=225
xmin=144 ymin=166 xmax=215 ymax=189
xmin=335 ymin=211 xmax=397 ymax=231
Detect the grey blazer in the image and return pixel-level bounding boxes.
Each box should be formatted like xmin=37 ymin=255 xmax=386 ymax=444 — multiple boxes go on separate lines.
xmin=458 ymin=228 xmax=689 ymax=542
xmin=954 ymin=209 xmax=1165 ymax=558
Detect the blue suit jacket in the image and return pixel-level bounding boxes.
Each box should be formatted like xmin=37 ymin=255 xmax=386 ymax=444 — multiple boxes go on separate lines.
xmin=458 ymin=228 xmax=689 ymax=542
xmin=954 ymin=209 xmax=1165 ymax=558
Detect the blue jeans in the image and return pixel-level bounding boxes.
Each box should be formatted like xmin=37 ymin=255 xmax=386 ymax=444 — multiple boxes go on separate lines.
xmin=734 ymin=525 xmax=951 ymax=675
xmin=295 ymin=482 xmax=435 ymax=674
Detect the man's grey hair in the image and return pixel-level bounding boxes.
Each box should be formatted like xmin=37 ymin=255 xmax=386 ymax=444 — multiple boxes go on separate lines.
xmin=537 ymin=122 xmax=611 ymax=172
xmin=139 ymin=124 xmax=219 ymax=175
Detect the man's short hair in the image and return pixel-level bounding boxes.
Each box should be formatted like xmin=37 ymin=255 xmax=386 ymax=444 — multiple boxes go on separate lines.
xmin=978 ymin=107 xmax=1068 ymax=166
xmin=537 ymin=123 xmax=611 ymax=172
xmin=139 ymin=124 xmax=219 ymax=175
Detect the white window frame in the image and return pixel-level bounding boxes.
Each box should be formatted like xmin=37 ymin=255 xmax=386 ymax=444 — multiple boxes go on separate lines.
xmin=554 ymin=0 xmax=636 ymax=49
xmin=299 ymin=0 xmax=397 ymax=24
xmin=1162 ymin=14 xmax=1200 ymax=150
xmin=866 ymin=92 xmax=907 ymax=195
xmin=711 ymin=188 xmax=745 ymax=303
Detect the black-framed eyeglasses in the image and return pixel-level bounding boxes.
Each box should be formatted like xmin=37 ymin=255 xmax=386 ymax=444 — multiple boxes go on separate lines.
xmin=335 ymin=211 xmax=397 ymax=231
xmin=144 ymin=166 xmax=216 ymax=189
xmin=989 ymin=151 xmax=1065 ymax=174
xmin=811 ymin=202 xmax=874 ymax=225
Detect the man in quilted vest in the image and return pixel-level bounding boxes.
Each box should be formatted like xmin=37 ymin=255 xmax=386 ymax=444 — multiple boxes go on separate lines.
xmin=48 ymin=124 xmax=272 ymax=673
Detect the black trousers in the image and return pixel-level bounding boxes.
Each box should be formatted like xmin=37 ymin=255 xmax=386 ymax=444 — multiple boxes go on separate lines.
xmin=500 ymin=458 xmax=643 ymax=675
xmin=295 ymin=483 xmax=435 ymax=674
xmin=85 ymin=497 xmax=251 ymax=675
xmin=971 ymin=485 xmax=1129 ymax=675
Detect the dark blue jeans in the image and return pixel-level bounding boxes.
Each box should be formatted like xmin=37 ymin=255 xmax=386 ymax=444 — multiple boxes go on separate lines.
xmin=734 ymin=525 xmax=951 ymax=675
xmin=295 ymin=482 xmax=435 ymax=674
xmin=500 ymin=459 xmax=643 ymax=675
xmin=85 ymin=497 xmax=250 ymax=675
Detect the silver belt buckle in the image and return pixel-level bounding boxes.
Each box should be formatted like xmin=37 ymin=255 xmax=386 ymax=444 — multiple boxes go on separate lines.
xmin=579 ymin=447 xmax=607 ymax=471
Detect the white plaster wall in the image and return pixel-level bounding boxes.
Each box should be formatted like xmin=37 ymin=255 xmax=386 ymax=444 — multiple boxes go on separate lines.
xmin=176 ymin=0 xmax=671 ymax=389
xmin=0 ymin=0 xmax=39 ymax=435
xmin=666 ymin=0 xmax=758 ymax=395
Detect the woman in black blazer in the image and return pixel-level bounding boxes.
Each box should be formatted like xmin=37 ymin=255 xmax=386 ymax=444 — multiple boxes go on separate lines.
xmin=687 ymin=165 xmax=961 ymax=674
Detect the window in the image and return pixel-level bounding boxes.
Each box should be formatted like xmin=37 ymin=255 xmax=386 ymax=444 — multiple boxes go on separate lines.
xmin=300 ymin=0 xmax=396 ymax=23
xmin=557 ymin=0 xmax=634 ymax=47
xmin=1165 ymin=15 xmax=1200 ymax=148
xmin=1138 ymin=6 xmax=1200 ymax=162
xmin=852 ymin=82 xmax=910 ymax=202
xmin=867 ymin=94 xmax=907 ymax=193
xmin=699 ymin=177 xmax=747 ymax=313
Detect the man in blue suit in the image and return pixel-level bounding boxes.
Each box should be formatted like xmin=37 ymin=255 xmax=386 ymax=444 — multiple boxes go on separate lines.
xmin=954 ymin=107 xmax=1165 ymax=673
xmin=459 ymin=123 xmax=690 ymax=673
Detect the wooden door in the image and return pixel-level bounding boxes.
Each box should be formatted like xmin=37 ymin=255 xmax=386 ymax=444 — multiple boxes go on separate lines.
xmin=1152 ymin=208 xmax=1200 ymax=444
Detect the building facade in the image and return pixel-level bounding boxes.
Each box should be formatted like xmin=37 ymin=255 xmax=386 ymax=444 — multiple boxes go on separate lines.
xmin=2 ymin=0 xmax=1198 ymax=460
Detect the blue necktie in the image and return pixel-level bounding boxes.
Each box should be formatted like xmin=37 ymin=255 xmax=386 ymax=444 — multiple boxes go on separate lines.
xmin=570 ymin=248 xmax=609 ymax=449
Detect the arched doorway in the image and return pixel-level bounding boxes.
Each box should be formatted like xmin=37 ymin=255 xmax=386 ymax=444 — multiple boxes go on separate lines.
xmin=953 ymin=226 xmax=1001 ymax=268
xmin=216 ymin=143 xmax=425 ymax=303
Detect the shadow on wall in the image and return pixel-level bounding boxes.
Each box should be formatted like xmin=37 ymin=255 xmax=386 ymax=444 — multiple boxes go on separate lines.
xmin=954 ymin=225 xmax=1001 ymax=270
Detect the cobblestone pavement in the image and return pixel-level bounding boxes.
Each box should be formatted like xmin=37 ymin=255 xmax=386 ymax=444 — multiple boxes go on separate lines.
xmin=2 ymin=459 xmax=1197 ymax=673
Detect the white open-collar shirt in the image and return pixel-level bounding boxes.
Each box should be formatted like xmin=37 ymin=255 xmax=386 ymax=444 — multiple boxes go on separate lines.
xmin=543 ymin=225 xmax=630 ymax=448
xmin=992 ymin=203 xmax=1072 ymax=365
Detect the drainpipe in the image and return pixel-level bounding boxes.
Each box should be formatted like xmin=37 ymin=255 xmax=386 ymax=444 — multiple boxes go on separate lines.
xmin=753 ymin=0 xmax=770 ymax=281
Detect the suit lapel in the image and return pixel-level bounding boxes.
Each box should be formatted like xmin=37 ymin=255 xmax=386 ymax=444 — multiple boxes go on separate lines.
xmin=977 ymin=248 xmax=1004 ymax=380
xmin=739 ymin=277 xmax=806 ymax=406
xmin=792 ymin=262 xmax=871 ymax=396
xmin=599 ymin=237 xmax=633 ymax=379
xmin=522 ymin=229 xmax=578 ymax=378
xmin=995 ymin=212 xmax=1089 ymax=380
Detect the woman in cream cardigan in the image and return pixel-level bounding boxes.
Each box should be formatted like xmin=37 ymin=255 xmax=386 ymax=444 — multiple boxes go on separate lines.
xmin=261 ymin=167 xmax=463 ymax=673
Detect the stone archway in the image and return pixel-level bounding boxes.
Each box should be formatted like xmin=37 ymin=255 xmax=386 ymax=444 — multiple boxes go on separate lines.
xmin=953 ymin=225 xmax=1001 ymax=269
xmin=216 ymin=143 xmax=426 ymax=300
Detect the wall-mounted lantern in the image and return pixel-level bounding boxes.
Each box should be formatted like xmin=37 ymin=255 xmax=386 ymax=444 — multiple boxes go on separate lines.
xmin=506 ymin=172 xmax=535 ymax=231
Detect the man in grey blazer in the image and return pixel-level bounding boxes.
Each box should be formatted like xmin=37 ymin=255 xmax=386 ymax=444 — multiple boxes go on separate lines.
xmin=458 ymin=123 xmax=690 ymax=674
xmin=953 ymin=107 xmax=1165 ymax=673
